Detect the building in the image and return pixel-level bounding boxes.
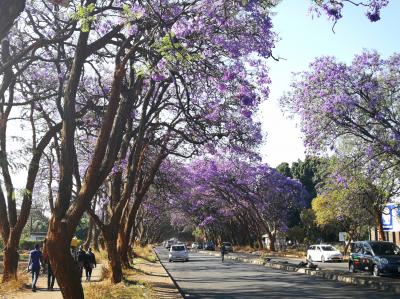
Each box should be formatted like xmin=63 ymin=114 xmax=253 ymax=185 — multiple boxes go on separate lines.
xmin=28 ymin=231 xmax=47 ymax=242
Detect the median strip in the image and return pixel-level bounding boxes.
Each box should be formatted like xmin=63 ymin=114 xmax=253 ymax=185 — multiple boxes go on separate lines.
xmin=198 ymin=250 xmax=400 ymax=294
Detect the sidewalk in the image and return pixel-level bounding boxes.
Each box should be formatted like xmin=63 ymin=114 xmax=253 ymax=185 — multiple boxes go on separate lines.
xmin=10 ymin=266 xmax=102 ymax=299
xmin=198 ymin=250 xmax=400 ymax=294
xmin=130 ymin=256 xmax=183 ymax=299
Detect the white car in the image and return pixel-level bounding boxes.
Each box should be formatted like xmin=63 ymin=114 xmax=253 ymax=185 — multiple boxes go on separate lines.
xmin=169 ymin=244 xmax=189 ymax=262
xmin=307 ymin=244 xmax=343 ymax=262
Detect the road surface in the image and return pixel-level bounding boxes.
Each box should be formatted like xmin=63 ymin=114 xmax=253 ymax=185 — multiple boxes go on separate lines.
xmin=156 ymin=247 xmax=398 ymax=299
xmin=212 ymin=251 xmax=349 ymax=272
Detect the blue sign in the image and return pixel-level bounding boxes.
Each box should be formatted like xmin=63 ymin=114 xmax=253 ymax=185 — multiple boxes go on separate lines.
xmin=382 ymin=204 xmax=400 ymax=232
xmin=382 ymin=205 xmax=393 ymax=231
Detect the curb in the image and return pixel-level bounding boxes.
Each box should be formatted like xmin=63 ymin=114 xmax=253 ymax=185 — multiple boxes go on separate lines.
xmin=153 ymin=249 xmax=185 ymax=299
xmin=198 ymin=250 xmax=400 ymax=294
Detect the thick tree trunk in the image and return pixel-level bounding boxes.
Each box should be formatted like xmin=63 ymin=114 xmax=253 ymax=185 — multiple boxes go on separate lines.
xmin=2 ymin=234 xmax=19 ymax=282
xmin=47 ymin=224 xmax=83 ymax=299
xmin=117 ymin=233 xmax=131 ymax=268
xmin=103 ymin=226 xmax=122 ymax=283
xmin=117 ymin=201 xmax=141 ymax=268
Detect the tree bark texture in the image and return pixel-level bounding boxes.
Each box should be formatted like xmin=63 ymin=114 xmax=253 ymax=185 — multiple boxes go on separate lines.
xmin=2 ymin=231 xmax=19 ymax=281
xmin=103 ymin=225 xmax=122 ymax=283
xmin=0 ymin=0 xmax=26 ymax=41
xmin=376 ymin=212 xmax=386 ymax=241
xmin=47 ymin=223 xmax=83 ymax=299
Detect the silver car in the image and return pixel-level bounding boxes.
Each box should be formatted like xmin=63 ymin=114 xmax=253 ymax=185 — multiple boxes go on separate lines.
xmin=169 ymin=244 xmax=189 ymax=262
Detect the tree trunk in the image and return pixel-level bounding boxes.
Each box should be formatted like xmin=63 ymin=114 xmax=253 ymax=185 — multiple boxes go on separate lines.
xmin=117 ymin=200 xmax=141 ymax=268
xmin=93 ymin=225 xmax=100 ymax=252
xmin=257 ymin=237 xmax=263 ymax=250
xmin=103 ymin=226 xmax=122 ymax=283
xmin=2 ymin=233 xmax=19 ymax=282
xmin=268 ymin=233 xmax=276 ymax=251
xmin=47 ymin=224 xmax=83 ymax=299
xmin=83 ymin=216 xmax=93 ymax=250
xmin=0 ymin=0 xmax=26 ymax=41
xmin=375 ymin=211 xmax=386 ymax=241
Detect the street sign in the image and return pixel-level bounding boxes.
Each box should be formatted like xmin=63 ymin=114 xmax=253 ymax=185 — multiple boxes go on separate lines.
xmin=339 ymin=232 xmax=348 ymax=242
xmin=49 ymin=0 xmax=69 ymax=7
xmin=382 ymin=204 xmax=400 ymax=231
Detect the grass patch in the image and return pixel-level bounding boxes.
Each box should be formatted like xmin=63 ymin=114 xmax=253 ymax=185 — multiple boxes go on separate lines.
xmin=133 ymin=245 xmax=157 ymax=263
xmin=83 ymin=278 xmax=153 ymax=299
xmin=0 ymin=273 xmax=29 ymax=297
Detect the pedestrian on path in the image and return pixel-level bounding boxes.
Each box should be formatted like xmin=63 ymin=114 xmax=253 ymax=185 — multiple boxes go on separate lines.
xmin=85 ymin=248 xmax=96 ymax=281
xmin=28 ymin=244 xmax=43 ymax=292
xmin=42 ymin=239 xmax=56 ymax=291
xmin=220 ymin=243 xmax=226 ymax=263
xmin=77 ymin=246 xmax=87 ymax=281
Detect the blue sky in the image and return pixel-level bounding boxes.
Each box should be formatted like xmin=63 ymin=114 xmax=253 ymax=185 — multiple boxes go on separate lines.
xmin=259 ymin=0 xmax=400 ymax=167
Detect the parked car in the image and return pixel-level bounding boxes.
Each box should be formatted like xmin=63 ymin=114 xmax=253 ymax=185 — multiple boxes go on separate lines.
xmin=204 ymin=241 xmax=215 ymax=251
xmin=222 ymin=242 xmax=233 ymax=253
xmin=192 ymin=242 xmax=199 ymax=249
xmin=197 ymin=242 xmax=204 ymax=250
xmin=169 ymin=244 xmax=189 ymax=262
xmin=165 ymin=239 xmax=177 ymax=249
xmin=349 ymin=241 xmax=400 ymax=276
xmin=307 ymin=244 xmax=343 ymax=262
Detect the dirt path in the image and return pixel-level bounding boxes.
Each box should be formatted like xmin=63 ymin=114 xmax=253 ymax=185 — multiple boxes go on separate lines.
xmin=10 ymin=266 xmax=102 ymax=299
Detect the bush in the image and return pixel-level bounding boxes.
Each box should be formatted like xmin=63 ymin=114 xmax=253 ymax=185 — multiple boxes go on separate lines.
xmin=19 ymin=239 xmax=43 ymax=251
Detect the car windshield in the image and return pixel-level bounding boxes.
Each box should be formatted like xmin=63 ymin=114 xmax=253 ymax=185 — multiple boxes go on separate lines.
xmin=172 ymin=246 xmax=186 ymax=251
xmin=223 ymin=243 xmax=231 ymax=246
xmin=370 ymin=243 xmax=400 ymax=255
xmin=321 ymin=246 xmax=336 ymax=251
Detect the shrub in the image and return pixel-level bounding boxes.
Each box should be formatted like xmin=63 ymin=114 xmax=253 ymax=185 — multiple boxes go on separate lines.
xmin=19 ymin=239 xmax=43 ymax=251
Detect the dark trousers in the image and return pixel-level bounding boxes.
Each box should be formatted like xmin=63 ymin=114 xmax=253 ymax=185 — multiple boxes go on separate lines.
xmin=85 ymin=266 xmax=92 ymax=280
xmin=31 ymin=269 xmax=40 ymax=289
xmin=221 ymin=252 xmax=225 ymax=262
xmin=47 ymin=264 xmax=55 ymax=289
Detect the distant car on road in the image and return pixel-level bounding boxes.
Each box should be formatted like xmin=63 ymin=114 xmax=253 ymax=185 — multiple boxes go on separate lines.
xmin=169 ymin=244 xmax=189 ymax=262
xmin=307 ymin=244 xmax=343 ymax=262
xmin=192 ymin=242 xmax=200 ymax=249
xmin=204 ymin=241 xmax=215 ymax=251
xmin=222 ymin=242 xmax=233 ymax=253
xmin=197 ymin=242 xmax=204 ymax=249
xmin=349 ymin=241 xmax=400 ymax=277
xmin=165 ymin=239 xmax=177 ymax=249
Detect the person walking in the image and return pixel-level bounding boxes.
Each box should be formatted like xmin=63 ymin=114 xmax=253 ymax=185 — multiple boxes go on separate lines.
xmin=77 ymin=246 xmax=87 ymax=281
xmin=85 ymin=248 xmax=96 ymax=281
xmin=28 ymin=244 xmax=43 ymax=292
xmin=42 ymin=239 xmax=56 ymax=291
xmin=220 ymin=243 xmax=226 ymax=263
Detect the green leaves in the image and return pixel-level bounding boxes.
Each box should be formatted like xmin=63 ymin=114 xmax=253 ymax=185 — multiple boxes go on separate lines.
xmin=154 ymin=33 xmax=201 ymax=64
xmin=71 ymin=3 xmax=96 ymax=32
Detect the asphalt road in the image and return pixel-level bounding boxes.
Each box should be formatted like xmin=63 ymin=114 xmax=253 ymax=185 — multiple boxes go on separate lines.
xmin=216 ymin=251 xmax=349 ymax=272
xmin=156 ymin=247 xmax=398 ymax=299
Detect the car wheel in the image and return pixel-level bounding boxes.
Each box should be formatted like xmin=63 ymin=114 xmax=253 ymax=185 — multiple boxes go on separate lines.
xmin=321 ymin=256 xmax=325 ymax=263
xmin=373 ymin=265 xmax=380 ymax=277
xmin=349 ymin=263 xmax=356 ymax=273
